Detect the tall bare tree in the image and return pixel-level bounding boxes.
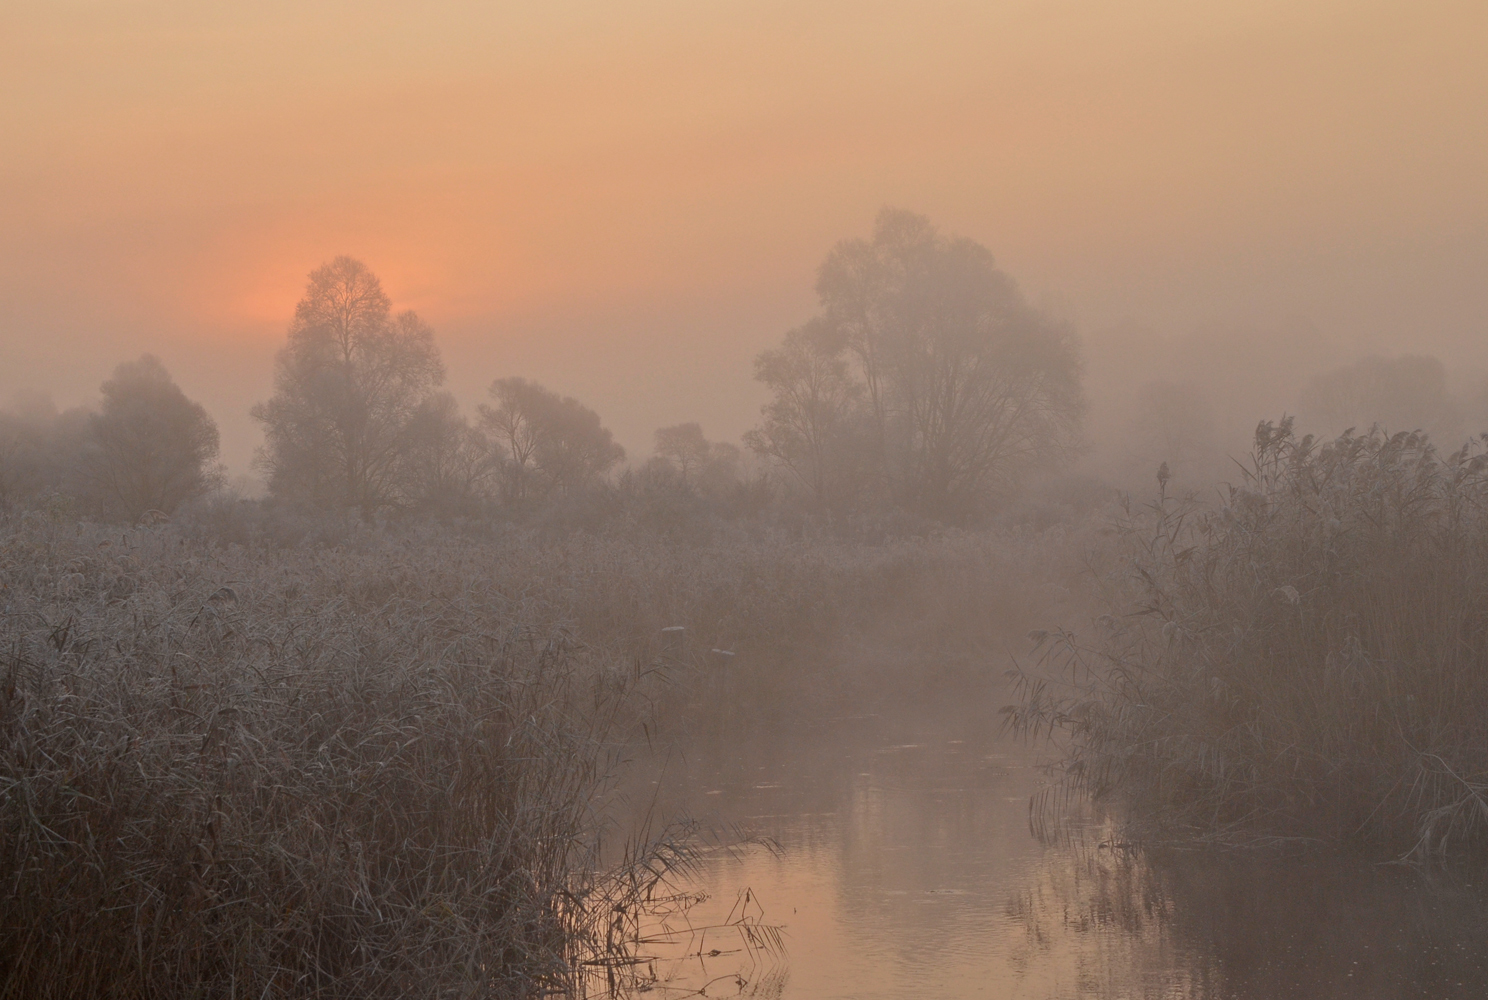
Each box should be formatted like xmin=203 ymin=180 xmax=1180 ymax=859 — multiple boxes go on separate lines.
xmin=252 ymin=257 xmax=445 ymax=510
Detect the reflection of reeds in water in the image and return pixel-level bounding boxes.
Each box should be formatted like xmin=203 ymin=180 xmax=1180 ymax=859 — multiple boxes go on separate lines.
xmin=1009 ymin=826 xmax=1488 ymax=999
xmin=1006 ymin=831 xmax=1221 ymax=1000
xmin=1026 ymin=775 xmax=1108 ymax=848
xmin=1007 ymin=825 xmax=1181 ymax=947
xmin=584 ymin=883 xmax=787 ymax=1000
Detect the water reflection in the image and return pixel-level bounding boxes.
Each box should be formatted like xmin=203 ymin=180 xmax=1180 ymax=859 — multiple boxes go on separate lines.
xmin=613 ymin=715 xmax=1488 ymax=999
xmin=1029 ymin=841 xmax=1488 ymax=999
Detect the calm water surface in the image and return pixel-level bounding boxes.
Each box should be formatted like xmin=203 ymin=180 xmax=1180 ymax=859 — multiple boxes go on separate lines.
xmin=616 ymin=713 xmax=1488 ymax=999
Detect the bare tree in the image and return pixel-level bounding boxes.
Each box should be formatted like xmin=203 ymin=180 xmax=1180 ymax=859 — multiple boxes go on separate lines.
xmin=85 ymin=355 xmax=222 ymax=521
xmin=805 ymin=208 xmax=1084 ymax=519
xmin=396 ymin=393 xmax=495 ymax=512
xmin=743 ymin=318 xmax=868 ymax=511
xmin=478 ymin=378 xmax=624 ymax=504
xmin=653 ymin=422 xmax=744 ymax=499
xmin=814 ymin=209 xmax=933 ymax=465
xmin=477 ymin=378 xmax=546 ymax=505
xmin=252 ymin=257 xmax=445 ymax=511
xmin=653 ymin=423 xmax=711 ymax=483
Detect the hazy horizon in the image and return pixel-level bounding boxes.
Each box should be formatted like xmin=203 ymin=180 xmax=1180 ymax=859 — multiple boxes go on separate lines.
xmin=5 ymin=0 xmax=1487 ymax=476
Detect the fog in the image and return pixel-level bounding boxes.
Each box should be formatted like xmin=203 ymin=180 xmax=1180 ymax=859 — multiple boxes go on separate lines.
xmin=6 ymin=1 xmax=1488 ymax=475
xmin=7 ymin=3 xmax=1488 ymax=998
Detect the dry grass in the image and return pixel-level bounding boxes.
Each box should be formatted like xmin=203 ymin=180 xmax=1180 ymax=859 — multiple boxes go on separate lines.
xmin=1008 ymin=419 xmax=1488 ymax=856
xmin=0 ymin=509 xmax=1066 ymax=996
xmin=0 ymin=517 xmax=689 ymax=998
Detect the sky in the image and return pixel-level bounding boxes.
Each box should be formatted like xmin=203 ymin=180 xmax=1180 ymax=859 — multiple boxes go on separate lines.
xmin=3 ymin=0 xmax=1487 ymax=474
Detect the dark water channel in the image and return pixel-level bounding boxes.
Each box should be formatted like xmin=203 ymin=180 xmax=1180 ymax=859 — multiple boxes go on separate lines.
xmin=615 ymin=713 xmax=1488 ymax=999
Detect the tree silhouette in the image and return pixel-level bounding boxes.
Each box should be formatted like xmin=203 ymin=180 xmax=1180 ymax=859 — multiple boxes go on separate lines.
xmin=86 ymin=355 xmax=222 ymax=521
xmin=753 ymin=209 xmax=1084 ymax=520
xmin=252 ymin=257 xmax=444 ymax=511
xmin=743 ymin=318 xmax=867 ymax=511
xmin=396 ymin=392 xmax=494 ymax=512
xmin=478 ymin=378 xmax=624 ymax=504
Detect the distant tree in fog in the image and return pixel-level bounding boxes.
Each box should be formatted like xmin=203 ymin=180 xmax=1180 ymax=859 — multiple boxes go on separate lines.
xmin=478 ymin=377 xmax=623 ymax=504
xmin=478 ymin=378 xmax=544 ymax=504
xmin=744 ymin=318 xmax=869 ymax=511
xmin=752 ymin=208 xmax=1084 ymax=520
xmin=700 ymin=440 xmax=742 ymax=494
xmin=395 ymin=392 xmax=494 ymax=511
xmin=84 ymin=355 xmax=222 ymax=521
xmin=653 ymin=423 xmax=710 ymax=481
xmin=0 ymin=412 xmax=52 ymax=512
xmin=252 ymin=257 xmax=445 ymax=511
xmin=0 ymin=398 xmax=102 ymax=515
xmin=653 ymin=422 xmax=743 ymax=497
xmin=1300 ymin=355 xmax=1462 ymax=445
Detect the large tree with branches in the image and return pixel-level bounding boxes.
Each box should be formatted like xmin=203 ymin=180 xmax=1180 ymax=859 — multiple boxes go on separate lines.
xmin=753 ymin=209 xmax=1084 ymax=520
xmin=253 ymin=257 xmax=445 ymax=511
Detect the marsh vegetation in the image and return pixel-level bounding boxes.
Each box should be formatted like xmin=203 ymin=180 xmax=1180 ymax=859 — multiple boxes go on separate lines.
xmin=0 ymin=506 xmax=1075 ymax=997
xmin=1010 ymin=419 xmax=1488 ymax=855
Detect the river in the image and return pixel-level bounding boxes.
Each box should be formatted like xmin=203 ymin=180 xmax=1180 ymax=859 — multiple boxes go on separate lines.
xmin=611 ymin=710 xmax=1488 ymax=999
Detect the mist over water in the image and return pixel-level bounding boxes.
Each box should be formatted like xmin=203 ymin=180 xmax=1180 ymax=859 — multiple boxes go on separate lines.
xmin=6 ymin=4 xmax=1488 ymax=998
xmin=622 ymin=713 xmax=1488 ymax=999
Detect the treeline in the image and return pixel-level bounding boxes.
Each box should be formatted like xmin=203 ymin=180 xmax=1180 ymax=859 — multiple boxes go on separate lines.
xmin=1093 ymin=329 xmax=1483 ymax=492
xmin=10 ymin=210 xmax=1486 ymax=532
xmin=243 ymin=255 xmax=762 ymax=522
xmin=1 ymin=210 xmax=1089 ymax=527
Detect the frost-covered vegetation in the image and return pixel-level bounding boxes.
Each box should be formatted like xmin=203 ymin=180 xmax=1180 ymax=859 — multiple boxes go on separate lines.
xmin=0 ymin=215 xmax=1101 ymax=996
xmin=0 ymin=508 xmax=1071 ymax=998
xmin=1010 ymin=420 xmax=1488 ymax=856
xmin=0 ymin=518 xmax=656 ymax=998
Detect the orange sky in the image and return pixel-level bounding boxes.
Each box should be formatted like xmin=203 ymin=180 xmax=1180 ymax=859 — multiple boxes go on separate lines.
xmin=4 ymin=1 xmax=1487 ymax=473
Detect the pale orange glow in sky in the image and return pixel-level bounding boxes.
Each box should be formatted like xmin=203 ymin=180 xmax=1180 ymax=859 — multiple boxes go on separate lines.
xmin=4 ymin=1 xmax=1487 ymax=472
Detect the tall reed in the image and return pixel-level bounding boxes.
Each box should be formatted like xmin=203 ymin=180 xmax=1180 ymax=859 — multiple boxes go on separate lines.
xmin=0 ymin=518 xmax=671 ymax=998
xmin=1008 ymin=420 xmax=1488 ymax=855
